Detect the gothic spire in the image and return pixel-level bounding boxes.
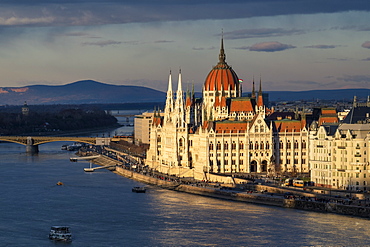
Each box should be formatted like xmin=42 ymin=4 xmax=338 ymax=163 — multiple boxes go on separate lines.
xmin=251 ymin=76 xmax=256 ymax=99
xmin=164 ymin=70 xmax=174 ymax=117
xmin=218 ymin=31 xmax=226 ymax=64
xmin=258 ymin=75 xmax=262 ymax=96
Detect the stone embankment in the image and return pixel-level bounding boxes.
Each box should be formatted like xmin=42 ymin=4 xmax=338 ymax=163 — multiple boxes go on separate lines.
xmin=89 ymin=154 xmax=370 ymax=219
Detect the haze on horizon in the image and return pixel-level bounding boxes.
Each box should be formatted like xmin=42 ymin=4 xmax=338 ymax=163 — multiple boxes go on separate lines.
xmin=0 ymin=0 xmax=369 ymax=93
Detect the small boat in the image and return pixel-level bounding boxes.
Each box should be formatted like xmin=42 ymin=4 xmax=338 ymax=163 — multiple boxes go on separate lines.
xmin=49 ymin=226 xmax=72 ymax=242
xmin=84 ymin=161 xmax=94 ymax=172
xmin=132 ymin=187 xmax=146 ymax=193
xmin=56 ymin=181 xmax=64 ymax=186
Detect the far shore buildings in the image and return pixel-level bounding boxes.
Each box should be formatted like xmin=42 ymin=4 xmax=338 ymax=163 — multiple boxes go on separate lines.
xmin=139 ymin=37 xmax=370 ymax=191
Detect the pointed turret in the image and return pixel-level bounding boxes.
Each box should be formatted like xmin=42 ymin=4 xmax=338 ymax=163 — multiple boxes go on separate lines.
xmin=174 ymin=69 xmax=185 ymax=127
xmin=218 ymin=31 xmax=226 ymax=64
xmin=164 ymin=70 xmax=174 ymax=123
xmin=257 ymin=76 xmax=264 ymax=107
xmin=251 ymin=76 xmax=256 ymax=99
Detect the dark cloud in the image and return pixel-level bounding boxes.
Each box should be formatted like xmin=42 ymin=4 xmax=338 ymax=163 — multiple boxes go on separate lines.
xmin=154 ymin=40 xmax=174 ymax=43
xmin=81 ymin=40 xmax=122 ymax=47
xmin=362 ymin=41 xmax=370 ymax=48
xmin=234 ymin=46 xmax=249 ymax=50
xmin=249 ymin=42 xmax=295 ymax=52
xmin=304 ymin=45 xmax=338 ymax=49
xmin=0 ymin=0 xmax=369 ymax=27
xmin=337 ymin=74 xmax=370 ymax=83
xmin=362 ymin=57 xmax=370 ymax=61
xmin=223 ymin=28 xmax=305 ymax=39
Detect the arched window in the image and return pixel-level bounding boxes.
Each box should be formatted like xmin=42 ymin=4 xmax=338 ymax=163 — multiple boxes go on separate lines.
xmin=239 ymin=142 xmax=244 ymax=150
xmin=232 ymin=141 xmax=237 ymax=150
xmin=224 ymin=142 xmax=228 ymax=150
xmin=279 ymin=141 xmax=283 ymax=149
xmin=179 ymin=138 xmax=183 ymax=147
xmin=266 ymin=141 xmax=270 ymax=149
xmin=260 ymin=141 xmax=264 ymax=150
xmin=255 ymin=142 xmax=259 ymax=150
xmin=260 ymin=125 xmax=264 ymax=132
xmin=302 ymin=140 xmax=306 ymax=149
xmin=255 ymin=126 xmax=258 ymax=132
xmin=249 ymin=141 xmax=253 ymax=149
xmin=216 ymin=142 xmax=221 ymax=150
xmin=157 ymin=136 xmax=161 ymax=142
xmin=294 ymin=140 xmax=299 ymax=149
xmin=209 ymin=142 xmax=214 ymax=150
xmin=287 ymin=141 xmax=291 ymax=149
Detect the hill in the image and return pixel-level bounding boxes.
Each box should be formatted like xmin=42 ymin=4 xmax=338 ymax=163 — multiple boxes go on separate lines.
xmin=267 ymin=89 xmax=370 ymax=102
xmin=0 ymin=80 xmax=166 ymax=105
xmin=0 ymin=80 xmax=369 ymax=105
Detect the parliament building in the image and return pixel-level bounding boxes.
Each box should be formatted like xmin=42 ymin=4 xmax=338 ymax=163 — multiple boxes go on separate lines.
xmin=145 ymin=37 xmax=316 ymax=182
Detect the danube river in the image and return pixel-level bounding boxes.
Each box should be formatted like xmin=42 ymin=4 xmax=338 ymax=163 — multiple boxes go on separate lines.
xmin=1 ymin=115 xmax=370 ymax=246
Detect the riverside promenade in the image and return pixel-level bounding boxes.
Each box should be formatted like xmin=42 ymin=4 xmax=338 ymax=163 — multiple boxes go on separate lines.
xmin=79 ymin=149 xmax=370 ymax=219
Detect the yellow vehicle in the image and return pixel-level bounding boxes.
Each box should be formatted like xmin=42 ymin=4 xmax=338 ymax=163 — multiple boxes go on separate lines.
xmin=284 ymin=178 xmax=293 ymax=186
xmin=293 ymin=179 xmax=304 ymax=187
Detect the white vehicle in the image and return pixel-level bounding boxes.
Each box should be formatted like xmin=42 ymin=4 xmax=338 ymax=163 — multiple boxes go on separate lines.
xmin=49 ymin=226 xmax=72 ymax=242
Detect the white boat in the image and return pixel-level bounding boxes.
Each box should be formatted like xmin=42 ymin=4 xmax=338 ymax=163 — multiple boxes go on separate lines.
xmin=84 ymin=161 xmax=94 ymax=172
xmin=49 ymin=226 xmax=72 ymax=242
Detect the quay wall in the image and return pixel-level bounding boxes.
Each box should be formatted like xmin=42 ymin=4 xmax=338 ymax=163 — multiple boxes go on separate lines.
xmin=92 ymin=155 xmax=370 ymax=219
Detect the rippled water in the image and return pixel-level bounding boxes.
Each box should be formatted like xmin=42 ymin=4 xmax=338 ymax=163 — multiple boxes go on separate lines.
xmin=1 ymin=142 xmax=370 ymax=247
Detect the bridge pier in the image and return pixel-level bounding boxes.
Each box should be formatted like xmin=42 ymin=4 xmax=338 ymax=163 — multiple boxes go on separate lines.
xmin=26 ymin=137 xmax=39 ymax=153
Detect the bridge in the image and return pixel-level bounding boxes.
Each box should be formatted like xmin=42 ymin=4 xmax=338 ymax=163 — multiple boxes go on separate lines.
xmin=0 ymin=136 xmax=98 ymax=153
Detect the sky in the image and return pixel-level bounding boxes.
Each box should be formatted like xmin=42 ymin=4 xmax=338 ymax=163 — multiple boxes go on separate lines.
xmin=0 ymin=0 xmax=370 ymax=92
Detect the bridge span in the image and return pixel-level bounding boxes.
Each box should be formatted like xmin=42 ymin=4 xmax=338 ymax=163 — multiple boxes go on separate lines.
xmin=0 ymin=136 xmax=102 ymax=153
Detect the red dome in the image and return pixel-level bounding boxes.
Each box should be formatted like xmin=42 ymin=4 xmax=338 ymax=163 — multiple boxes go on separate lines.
xmin=204 ymin=38 xmax=239 ymax=91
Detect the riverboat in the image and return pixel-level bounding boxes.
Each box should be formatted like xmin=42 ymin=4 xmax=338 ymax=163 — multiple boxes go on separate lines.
xmin=132 ymin=187 xmax=146 ymax=193
xmin=49 ymin=226 xmax=72 ymax=242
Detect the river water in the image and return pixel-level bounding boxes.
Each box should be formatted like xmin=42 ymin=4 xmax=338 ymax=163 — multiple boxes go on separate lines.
xmin=1 ymin=112 xmax=370 ymax=246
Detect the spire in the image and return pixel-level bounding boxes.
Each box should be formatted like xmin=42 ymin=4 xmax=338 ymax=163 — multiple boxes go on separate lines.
xmin=258 ymin=75 xmax=262 ymax=96
xmin=192 ymin=83 xmax=195 ymax=100
xmin=251 ymin=76 xmax=256 ymax=99
xmin=218 ymin=30 xmax=226 ymax=64
xmin=257 ymin=76 xmax=264 ymax=107
xmin=164 ymin=70 xmax=174 ymax=118
xmin=175 ymin=69 xmax=185 ymax=126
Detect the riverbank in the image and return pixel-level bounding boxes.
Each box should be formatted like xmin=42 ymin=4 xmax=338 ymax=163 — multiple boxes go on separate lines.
xmin=84 ymin=151 xmax=370 ymax=219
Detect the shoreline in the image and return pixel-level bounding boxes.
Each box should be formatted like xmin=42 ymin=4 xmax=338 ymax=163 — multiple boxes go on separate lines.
xmin=85 ymin=151 xmax=370 ymax=219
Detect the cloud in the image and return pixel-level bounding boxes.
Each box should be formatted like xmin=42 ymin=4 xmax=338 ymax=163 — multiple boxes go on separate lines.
xmin=249 ymin=41 xmax=295 ymax=52
xmin=223 ymin=28 xmax=305 ymax=39
xmin=0 ymin=1 xmax=369 ymax=27
xmin=61 ymin=31 xmax=91 ymax=37
xmin=81 ymin=40 xmax=122 ymax=47
xmin=154 ymin=40 xmax=174 ymax=43
xmin=0 ymin=16 xmax=54 ymax=26
xmin=337 ymin=75 xmax=370 ymax=83
xmin=362 ymin=41 xmax=370 ymax=49
xmin=304 ymin=45 xmax=338 ymax=49
xmin=234 ymin=46 xmax=249 ymax=50
xmin=327 ymin=57 xmax=350 ymax=61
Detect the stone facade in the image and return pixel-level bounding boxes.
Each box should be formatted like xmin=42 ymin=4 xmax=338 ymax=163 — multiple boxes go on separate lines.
xmin=145 ymin=38 xmax=310 ymax=180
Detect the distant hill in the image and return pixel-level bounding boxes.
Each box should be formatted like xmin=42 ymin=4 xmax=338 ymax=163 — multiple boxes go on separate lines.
xmin=0 ymin=80 xmax=166 ymax=105
xmin=0 ymin=80 xmax=369 ymax=105
xmin=266 ymin=89 xmax=370 ymax=102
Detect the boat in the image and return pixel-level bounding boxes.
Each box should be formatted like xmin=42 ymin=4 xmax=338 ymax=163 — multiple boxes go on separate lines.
xmin=84 ymin=161 xmax=94 ymax=172
xmin=132 ymin=186 xmax=146 ymax=193
xmin=56 ymin=181 xmax=64 ymax=186
xmin=49 ymin=226 xmax=72 ymax=242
